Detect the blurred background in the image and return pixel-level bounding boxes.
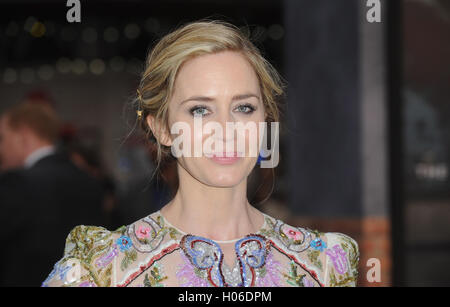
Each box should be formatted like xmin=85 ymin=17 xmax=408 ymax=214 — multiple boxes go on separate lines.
xmin=0 ymin=0 xmax=449 ymax=286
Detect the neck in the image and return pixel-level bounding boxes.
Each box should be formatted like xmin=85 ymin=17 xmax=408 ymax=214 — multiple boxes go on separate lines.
xmin=160 ymin=163 xmax=263 ymax=241
xmin=22 ymin=132 xmax=53 ymax=158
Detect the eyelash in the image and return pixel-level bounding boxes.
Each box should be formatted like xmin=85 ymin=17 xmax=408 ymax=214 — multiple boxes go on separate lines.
xmin=189 ymin=104 xmax=256 ymax=117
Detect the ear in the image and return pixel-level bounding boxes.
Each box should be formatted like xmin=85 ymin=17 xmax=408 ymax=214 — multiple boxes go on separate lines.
xmin=146 ymin=115 xmax=172 ymax=147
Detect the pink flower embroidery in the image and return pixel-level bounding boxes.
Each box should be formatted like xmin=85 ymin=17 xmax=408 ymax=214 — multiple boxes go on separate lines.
xmin=326 ymin=244 xmax=348 ymax=275
xmin=136 ymin=225 xmax=151 ymax=240
xmin=283 ymin=226 xmax=302 ymax=241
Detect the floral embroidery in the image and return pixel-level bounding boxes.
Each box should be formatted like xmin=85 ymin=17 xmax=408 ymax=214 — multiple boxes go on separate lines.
xmin=307 ymin=249 xmax=323 ymax=270
xmin=326 ymin=244 xmax=348 ymax=275
xmin=41 ymin=260 xmax=71 ymax=287
xmin=116 ymin=235 xmax=132 ymax=252
xmin=283 ymin=261 xmax=306 ymax=287
xmin=120 ymin=249 xmax=138 ymax=271
xmin=176 ymin=253 xmax=211 ymax=287
xmin=52 ymin=225 xmax=114 ymax=287
xmin=339 ymin=234 xmax=360 ymax=277
xmin=310 ymin=238 xmax=327 ymax=252
xmin=272 ymin=220 xmax=312 ymax=252
xmin=283 ymin=226 xmax=302 ymax=241
xmin=255 ymin=252 xmax=283 ymax=287
xmin=328 ymin=267 xmax=356 ymax=287
xmin=136 ymin=226 xmax=151 ymax=240
xmin=143 ymin=263 xmax=167 ymax=287
xmin=127 ymin=216 xmax=181 ymax=253
xmin=95 ymin=244 xmax=118 ymax=268
xmin=42 ymin=211 xmax=359 ymax=287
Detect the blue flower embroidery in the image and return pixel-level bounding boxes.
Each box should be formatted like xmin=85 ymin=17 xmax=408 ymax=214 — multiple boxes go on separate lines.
xmin=310 ymin=238 xmax=327 ymax=252
xmin=116 ymin=235 xmax=132 ymax=252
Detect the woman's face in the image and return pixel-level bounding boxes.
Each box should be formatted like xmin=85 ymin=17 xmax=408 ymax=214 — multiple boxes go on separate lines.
xmin=163 ymin=50 xmax=265 ymax=187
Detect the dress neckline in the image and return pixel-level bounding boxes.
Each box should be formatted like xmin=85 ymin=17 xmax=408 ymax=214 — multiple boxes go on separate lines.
xmin=155 ymin=209 xmax=268 ymax=244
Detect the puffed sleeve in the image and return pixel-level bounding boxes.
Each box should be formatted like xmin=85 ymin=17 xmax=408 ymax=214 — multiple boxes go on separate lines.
xmin=42 ymin=225 xmax=116 ymax=287
xmin=323 ymin=232 xmax=360 ymax=287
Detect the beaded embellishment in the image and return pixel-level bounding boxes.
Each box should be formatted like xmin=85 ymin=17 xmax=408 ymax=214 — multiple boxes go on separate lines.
xmin=178 ymin=233 xmax=273 ymax=287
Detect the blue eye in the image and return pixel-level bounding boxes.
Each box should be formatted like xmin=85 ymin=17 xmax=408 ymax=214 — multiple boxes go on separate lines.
xmin=235 ymin=104 xmax=256 ymax=114
xmin=189 ymin=105 xmax=210 ymax=117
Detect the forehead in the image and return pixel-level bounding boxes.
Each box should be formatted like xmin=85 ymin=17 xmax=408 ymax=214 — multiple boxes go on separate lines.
xmin=172 ymin=51 xmax=260 ymax=98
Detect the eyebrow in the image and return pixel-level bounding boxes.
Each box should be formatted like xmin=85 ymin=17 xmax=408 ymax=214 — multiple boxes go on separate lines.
xmin=179 ymin=93 xmax=260 ymax=105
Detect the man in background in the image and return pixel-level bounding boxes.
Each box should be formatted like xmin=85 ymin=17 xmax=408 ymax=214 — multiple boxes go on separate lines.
xmin=0 ymin=102 xmax=105 ymax=286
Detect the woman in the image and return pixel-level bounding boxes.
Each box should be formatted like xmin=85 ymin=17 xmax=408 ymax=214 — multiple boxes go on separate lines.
xmin=43 ymin=20 xmax=359 ymax=287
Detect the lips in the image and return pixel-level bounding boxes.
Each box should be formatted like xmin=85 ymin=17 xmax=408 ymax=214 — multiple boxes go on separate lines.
xmin=205 ymin=152 xmax=240 ymax=158
xmin=205 ymin=152 xmax=242 ymax=164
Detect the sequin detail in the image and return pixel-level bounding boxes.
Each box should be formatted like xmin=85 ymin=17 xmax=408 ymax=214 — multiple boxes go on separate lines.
xmin=116 ymin=236 xmax=132 ymax=252
xmin=274 ymin=220 xmax=312 ymax=252
xmin=326 ymin=244 xmax=348 ymax=275
xmin=96 ymin=244 xmax=119 ymax=268
xmin=179 ymin=234 xmax=271 ymax=287
xmin=310 ymin=238 xmax=327 ymax=252
xmin=41 ymin=211 xmax=360 ymax=287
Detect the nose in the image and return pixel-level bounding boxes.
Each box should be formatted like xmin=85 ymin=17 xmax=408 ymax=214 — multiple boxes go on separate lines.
xmin=215 ymin=107 xmax=236 ymax=143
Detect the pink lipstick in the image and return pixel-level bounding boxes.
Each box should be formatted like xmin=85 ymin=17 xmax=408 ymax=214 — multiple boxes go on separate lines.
xmin=206 ymin=152 xmax=242 ymax=165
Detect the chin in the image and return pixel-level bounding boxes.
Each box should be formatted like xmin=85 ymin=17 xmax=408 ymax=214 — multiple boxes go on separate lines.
xmin=204 ymin=171 xmax=245 ymax=188
xmin=180 ymin=156 xmax=256 ymax=188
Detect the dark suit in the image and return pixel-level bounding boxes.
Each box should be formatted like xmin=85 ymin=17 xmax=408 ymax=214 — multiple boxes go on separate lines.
xmin=0 ymin=147 xmax=105 ymax=286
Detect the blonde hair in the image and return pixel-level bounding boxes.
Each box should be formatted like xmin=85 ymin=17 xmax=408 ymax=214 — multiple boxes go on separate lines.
xmin=136 ymin=20 xmax=285 ymax=172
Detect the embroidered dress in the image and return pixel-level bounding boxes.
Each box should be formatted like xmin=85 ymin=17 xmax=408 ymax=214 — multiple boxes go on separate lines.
xmin=42 ymin=210 xmax=359 ymax=287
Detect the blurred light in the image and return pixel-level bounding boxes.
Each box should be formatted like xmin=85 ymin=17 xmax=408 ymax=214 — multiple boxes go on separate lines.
xmin=24 ymin=16 xmax=37 ymax=32
xmin=268 ymin=24 xmax=284 ymax=40
xmin=145 ymin=18 xmax=160 ymax=34
xmin=30 ymin=21 xmax=46 ymax=38
xmin=82 ymin=27 xmax=98 ymax=43
xmin=124 ymin=23 xmax=140 ymax=40
xmin=89 ymin=59 xmax=105 ymax=75
xmin=3 ymin=68 xmax=17 ymax=84
xmin=5 ymin=21 xmax=19 ymax=37
xmin=72 ymin=58 xmax=87 ymax=75
xmin=110 ymin=56 xmax=125 ymax=72
xmin=20 ymin=68 xmax=35 ymax=84
xmin=104 ymin=26 xmax=119 ymax=43
xmin=56 ymin=57 xmax=72 ymax=74
xmin=37 ymin=65 xmax=55 ymax=80
xmin=61 ymin=26 xmax=77 ymax=42
xmin=415 ymin=163 xmax=448 ymax=181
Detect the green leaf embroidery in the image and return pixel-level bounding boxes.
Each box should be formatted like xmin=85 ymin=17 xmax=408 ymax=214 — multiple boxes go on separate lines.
xmin=143 ymin=264 xmax=167 ymax=287
xmin=307 ymin=250 xmax=323 ymax=271
xmin=257 ymin=266 xmax=267 ymax=278
xmin=120 ymin=249 xmax=137 ymax=271
xmin=283 ymin=262 xmax=306 ymax=287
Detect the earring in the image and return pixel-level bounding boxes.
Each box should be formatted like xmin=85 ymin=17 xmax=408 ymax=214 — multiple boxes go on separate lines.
xmin=136 ymin=89 xmax=143 ymax=120
xmin=257 ymin=152 xmax=263 ymax=165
